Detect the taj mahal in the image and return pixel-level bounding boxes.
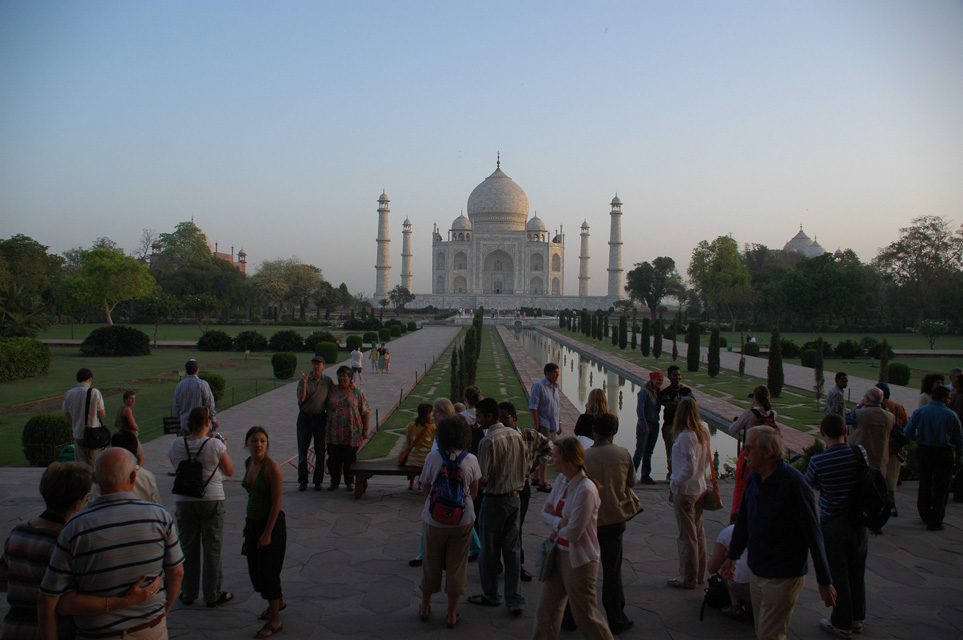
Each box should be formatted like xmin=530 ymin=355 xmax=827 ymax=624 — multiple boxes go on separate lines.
xmin=373 ymin=157 xmax=625 ymax=311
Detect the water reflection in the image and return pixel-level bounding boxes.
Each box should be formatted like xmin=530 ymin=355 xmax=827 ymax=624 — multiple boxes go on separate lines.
xmin=513 ymin=329 xmax=739 ymax=479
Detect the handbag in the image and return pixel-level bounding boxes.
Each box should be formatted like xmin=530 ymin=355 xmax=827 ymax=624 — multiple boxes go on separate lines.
xmin=702 ymin=440 xmax=723 ymax=511
xmin=82 ymin=388 xmax=111 ymax=450
xmin=398 ymin=424 xmax=431 ymax=466
xmin=535 ymin=535 xmax=557 ymax=582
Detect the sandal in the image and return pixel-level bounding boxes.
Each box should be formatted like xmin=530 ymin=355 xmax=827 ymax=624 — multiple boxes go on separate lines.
xmin=206 ymin=592 xmax=234 ymax=607
xmin=536 ymin=483 xmax=552 ymax=493
xmin=254 ymin=623 xmax=283 ymax=638
xmin=447 ymin=613 xmax=461 ymax=629
xmin=419 ymin=604 xmax=430 ymax=622
xmin=258 ymin=602 xmax=287 ymax=620
xmin=467 ymin=594 xmax=502 ymax=607
xmin=666 ymin=579 xmax=696 ymax=589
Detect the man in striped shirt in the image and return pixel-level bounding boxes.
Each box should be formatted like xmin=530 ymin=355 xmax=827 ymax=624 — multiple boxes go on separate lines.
xmin=806 ymin=414 xmax=867 ymax=639
xmin=39 ymin=448 xmax=184 ymax=639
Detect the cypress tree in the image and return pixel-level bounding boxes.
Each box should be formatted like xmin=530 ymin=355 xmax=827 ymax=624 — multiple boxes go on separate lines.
xmin=686 ymin=321 xmax=700 ymax=372
xmin=464 ymin=326 xmax=478 ymax=386
xmin=641 ymin=319 xmax=651 ymax=357
xmin=768 ymin=329 xmax=784 ymax=397
xmin=708 ymin=326 xmax=720 ymax=377
xmin=653 ymin=317 xmax=663 ymax=359
xmin=619 ymin=315 xmax=628 ymax=349
xmin=603 ymin=315 xmax=610 ymax=339
xmin=449 ymin=347 xmax=460 ymax=402
xmin=814 ymin=336 xmax=825 ymax=403
xmin=878 ymin=338 xmax=890 ymax=383
xmin=631 ymin=324 xmax=637 ymax=350
xmin=738 ymin=334 xmax=746 ymax=376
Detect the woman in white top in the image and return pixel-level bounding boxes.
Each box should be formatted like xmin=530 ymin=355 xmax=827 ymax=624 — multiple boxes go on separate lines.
xmin=667 ymin=397 xmax=710 ymax=589
xmin=167 ymin=406 xmax=235 ymax=607
xmin=533 ymin=438 xmax=614 ymax=640
xmin=417 ymin=415 xmax=480 ymax=629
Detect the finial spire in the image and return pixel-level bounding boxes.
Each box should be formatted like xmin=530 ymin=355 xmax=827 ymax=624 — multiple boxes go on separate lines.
xmin=497 ymin=152 xmax=500 ymax=169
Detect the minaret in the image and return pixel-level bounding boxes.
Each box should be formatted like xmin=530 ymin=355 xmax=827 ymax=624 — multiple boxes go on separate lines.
xmin=401 ymin=217 xmax=413 ymax=292
xmin=579 ymin=220 xmax=591 ymax=297
xmin=607 ymin=194 xmax=623 ymax=299
xmin=375 ymin=191 xmax=391 ymax=301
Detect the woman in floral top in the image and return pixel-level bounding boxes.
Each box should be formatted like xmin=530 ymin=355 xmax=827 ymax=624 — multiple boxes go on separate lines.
xmin=325 ymin=366 xmax=371 ymax=492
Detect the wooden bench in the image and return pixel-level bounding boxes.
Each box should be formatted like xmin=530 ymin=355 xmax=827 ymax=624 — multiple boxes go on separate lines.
xmin=350 ymin=460 xmax=423 ymax=499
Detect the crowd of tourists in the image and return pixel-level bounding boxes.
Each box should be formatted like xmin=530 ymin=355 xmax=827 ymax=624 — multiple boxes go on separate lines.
xmin=2 ymin=354 xmax=961 ymax=640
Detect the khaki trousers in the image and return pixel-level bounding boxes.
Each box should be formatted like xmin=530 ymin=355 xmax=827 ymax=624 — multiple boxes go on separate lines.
xmin=672 ymin=492 xmax=707 ymax=586
xmin=421 ymin=521 xmax=473 ymax=595
xmin=749 ymin=571 xmax=805 ymax=640
xmin=533 ymin=551 xmax=613 ymax=640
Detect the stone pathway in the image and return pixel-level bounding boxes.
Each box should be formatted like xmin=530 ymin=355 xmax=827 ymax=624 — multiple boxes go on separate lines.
xmin=0 ymin=326 xmax=959 ymax=639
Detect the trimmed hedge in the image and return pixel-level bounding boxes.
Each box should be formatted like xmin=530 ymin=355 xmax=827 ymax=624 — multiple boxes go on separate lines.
xmin=269 ymin=330 xmax=304 ymax=352
xmin=197 ymin=330 xmax=234 ymax=351
xmin=0 ymin=337 xmax=52 ymax=382
xmin=362 ymin=331 xmax=379 ymax=345
xmin=234 ymin=330 xmax=267 ymax=351
xmin=888 ymin=362 xmax=911 ymax=386
xmin=407 ymin=321 xmax=417 ymax=331
xmin=22 ymin=413 xmax=72 ymax=467
xmin=315 ymin=341 xmax=339 ymax=365
xmin=345 ymin=335 xmax=363 ymax=351
xmin=305 ymin=331 xmax=338 ymax=353
xmin=378 ymin=328 xmax=391 ymax=342
xmin=802 ymin=340 xmax=833 ymax=358
xmin=81 ymin=325 xmax=151 ymax=357
xmin=271 ymin=352 xmax=298 ymax=380
xmin=800 ymin=349 xmax=818 ymax=368
xmin=199 ymin=372 xmax=226 ymax=403
xmin=833 ymin=339 xmax=861 ymax=359
xmin=780 ymin=339 xmax=801 ymax=358
xmin=742 ymin=342 xmax=760 ymax=357
xmin=343 ymin=317 xmax=383 ymax=331
xmin=389 ymin=325 xmax=401 ymax=337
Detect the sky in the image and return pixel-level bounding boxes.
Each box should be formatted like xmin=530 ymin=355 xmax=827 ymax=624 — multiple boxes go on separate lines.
xmin=2 ymin=1 xmax=962 ymax=298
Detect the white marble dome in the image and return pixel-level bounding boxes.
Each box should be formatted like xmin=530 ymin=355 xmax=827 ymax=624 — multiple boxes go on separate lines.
xmin=527 ymin=214 xmax=546 ymax=231
xmin=783 ymin=226 xmax=812 ymax=253
xmin=467 ymin=165 xmax=530 ymax=232
xmin=451 ymin=213 xmax=472 ymax=230
xmin=803 ymin=239 xmax=826 ymax=258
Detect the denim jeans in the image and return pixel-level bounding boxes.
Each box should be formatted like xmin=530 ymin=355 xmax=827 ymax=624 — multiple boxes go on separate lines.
xmin=478 ymin=494 xmax=524 ymax=607
xmin=175 ymin=500 xmax=226 ymax=603
xmin=632 ymin=421 xmax=659 ymax=478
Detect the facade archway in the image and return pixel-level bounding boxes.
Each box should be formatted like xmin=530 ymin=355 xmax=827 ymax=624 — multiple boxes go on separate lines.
xmin=530 ymin=276 xmax=544 ymax=295
xmin=454 ymin=251 xmax=468 ymax=271
xmin=552 ymin=254 xmax=561 ymax=271
xmin=436 ymin=253 xmax=445 ymax=270
xmin=453 ymin=275 xmax=467 ymax=293
xmin=530 ymin=253 xmax=544 ymax=271
xmin=551 ymin=277 xmax=561 ymax=295
xmin=436 ymin=275 xmax=445 ymax=292
xmin=482 ymin=250 xmax=514 ymax=294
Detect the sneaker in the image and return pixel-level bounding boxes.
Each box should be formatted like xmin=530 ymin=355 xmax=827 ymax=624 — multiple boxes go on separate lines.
xmin=298 ymin=483 xmax=307 ymax=492
xmin=820 ymin=618 xmax=853 ymax=639
xmin=638 ymin=476 xmax=656 ymax=486
xmin=851 ymin=620 xmax=866 ymax=634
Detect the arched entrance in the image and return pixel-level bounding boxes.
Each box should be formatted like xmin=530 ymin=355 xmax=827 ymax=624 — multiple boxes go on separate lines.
xmin=483 ymin=250 xmax=514 ymax=294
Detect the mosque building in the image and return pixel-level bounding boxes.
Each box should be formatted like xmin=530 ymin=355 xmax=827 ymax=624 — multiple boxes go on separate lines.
xmin=782 ymin=225 xmax=829 ymax=258
xmin=374 ymin=157 xmax=624 ymax=311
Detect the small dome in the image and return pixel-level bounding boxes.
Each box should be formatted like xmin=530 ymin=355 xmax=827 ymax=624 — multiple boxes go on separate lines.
xmin=451 ymin=213 xmax=472 ymax=231
xmin=803 ymin=239 xmax=827 ymax=258
xmin=580 ymin=219 xmax=590 ymax=230
xmin=237 ymin=249 xmax=246 ymax=257
xmin=378 ymin=191 xmax=390 ymax=203
xmin=783 ymin=225 xmax=812 ymax=253
xmin=527 ymin=214 xmax=547 ymax=231
xmin=403 ymin=217 xmax=412 ymax=227
xmin=834 ymin=248 xmax=845 ymax=259
xmin=611 ymin=195 xmax=622 ymax=206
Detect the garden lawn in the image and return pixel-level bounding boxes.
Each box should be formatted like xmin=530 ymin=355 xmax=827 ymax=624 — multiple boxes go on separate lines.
xmin=1 ymin=347 xmax=319 ymax=467
xmin=359 ymin=326 xmax=528 ymax=461
xmin=720 ymin=331 xmax=963 ymax=351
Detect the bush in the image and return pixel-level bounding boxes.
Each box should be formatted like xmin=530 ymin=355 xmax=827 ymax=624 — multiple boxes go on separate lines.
xmin=343 ymin=317 xmax=382 ymax=331
xmin=389 ymin=325 xmax=401 ymax=337
xmin=269 ymin=330 xmax=305 ymax=352
xmin=802 ymin=340 xmax=833 ymax=358
xmin=718 ymin=336 xmax=727 ymax=348
xmin=407 ymin=321 xmax=417 ymax=331
xmin=199 ymin=373 xmax=226 ymax=403
xmin=795 ymin=439 xmax=826 ymax=473
xmin=81 ymin=325 xmax=151 ymax=357
xmin=305 ymin=331 xmax=338 ymax=352
xmin=867 ymin=341 xmax=895 ymax=359
xmin=234 ymin=330 xmax=267 ymax=352
xmin=21 ymin=413 xmax=72 ymax=467
xmin=0 ymin=337 xmax=52 ymax=382
xmin=742 ymin=342 xmax=760 ymax=357
xmin=362 ymin=331 xmax=379 ymax=345
xmin=196 ymin=330 xmax=234 ymax=352
xmin=860 ymin=336 xmax=878 ymax=354
xmin=378 ymin=328 xmax=391 ymax=342
xmin=780 ymin=339 xmax=801 ymax=358
xmin=315 ymin=341 xmax=339 ymax=365
xmin=888 ymin=362 xmax=911 ymax=386
xmin=271 ymin=352 xmax=298 ymax=379
xmin=800 ymin=349 xmax=818 ymax=368
xmin=345 ymin=335 xmax=363 ymax=351
xmin=833 ymin=339 xmax=861 ymax=359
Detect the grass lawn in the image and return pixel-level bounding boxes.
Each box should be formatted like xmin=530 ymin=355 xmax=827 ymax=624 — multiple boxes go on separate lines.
xmin=719 ymin=331 xmax=963 ymax=351
xmin=0 ymin=348 xmax=320 ymax=467
xmin=781 ymin=356 xmax=957 ymax=391
xmin=359 ymin=326 xmax=529 ymax=461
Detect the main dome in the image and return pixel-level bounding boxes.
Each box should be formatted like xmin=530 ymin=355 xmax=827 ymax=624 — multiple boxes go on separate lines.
xmin=466 ymin=164 xmax=530 ymax=232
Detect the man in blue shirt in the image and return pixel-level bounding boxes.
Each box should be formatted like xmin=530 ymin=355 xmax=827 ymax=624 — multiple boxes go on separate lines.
xmin=528 ymin=362 xmax=560 ymax=492
xmin=807 ymin=414 xmax=867 ymax=638
xmin=722 ymin=426 xmax=836 ymax=640
xmin=904 ymin=385 xmax=963 ymax=531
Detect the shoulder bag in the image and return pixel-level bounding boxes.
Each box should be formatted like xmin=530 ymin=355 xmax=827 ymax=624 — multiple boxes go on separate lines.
xmin=82 ymin=388 xmax=111 ymax=450
xmin=398 ymin=424 xmax=431 ymax=466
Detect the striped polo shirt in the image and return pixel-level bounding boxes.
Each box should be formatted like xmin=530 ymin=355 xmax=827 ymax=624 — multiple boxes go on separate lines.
xmin=805 ymin=443 xmax=866 ymax=519
xmin=40 ymin=492 xmax=184 ymax=636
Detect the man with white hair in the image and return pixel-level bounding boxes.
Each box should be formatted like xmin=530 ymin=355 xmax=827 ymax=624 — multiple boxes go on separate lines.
xmin=721 ymin=426 xmax=835 ymax=640
xmin=39 ymin=448 xmax=184 ymax=639
xmin=851 ymin=387 xmax=895 ymax=494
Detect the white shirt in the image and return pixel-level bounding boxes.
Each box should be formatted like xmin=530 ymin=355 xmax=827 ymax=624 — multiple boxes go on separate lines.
xmin=62 ymin=382 xmax=104 ymax=439
xmin=350 ymin=349 xmax=363 ymax=368
xmin=669 ymin=425 xmax=710 ymax=496
xmin=167 ymin=436 xmax=228 ymax=501
xmin=541 ymin=471 xmax=601 ymax=568
xmin=419 ymin=449 xmax=481 ymax=527
xmin=716 ymin=524 xmax=749 ymax=583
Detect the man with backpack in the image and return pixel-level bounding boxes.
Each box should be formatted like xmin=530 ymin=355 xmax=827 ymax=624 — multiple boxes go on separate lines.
xmin=806 ymin=413 xmax=868 ymax=639
xmin=470 ymin=398 xmax=527 ymax=616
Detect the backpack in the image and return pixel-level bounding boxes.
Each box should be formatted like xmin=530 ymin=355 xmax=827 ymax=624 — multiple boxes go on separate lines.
xmin=849 ymin=444 xmax=892 ymax=534
xmin=750 ymin=408 xmax=778 ymax=428
xmin=428 ymin=450 xmax=469 ymax=526
xmin=699 ymin=574 xmax=731 ymax=621
xmin=172 ymin=438 xmax=218 ymax=498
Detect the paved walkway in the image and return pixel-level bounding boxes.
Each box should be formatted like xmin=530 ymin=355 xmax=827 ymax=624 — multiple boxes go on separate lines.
xmin=1 ymin=327 xmax=961 ymax=639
